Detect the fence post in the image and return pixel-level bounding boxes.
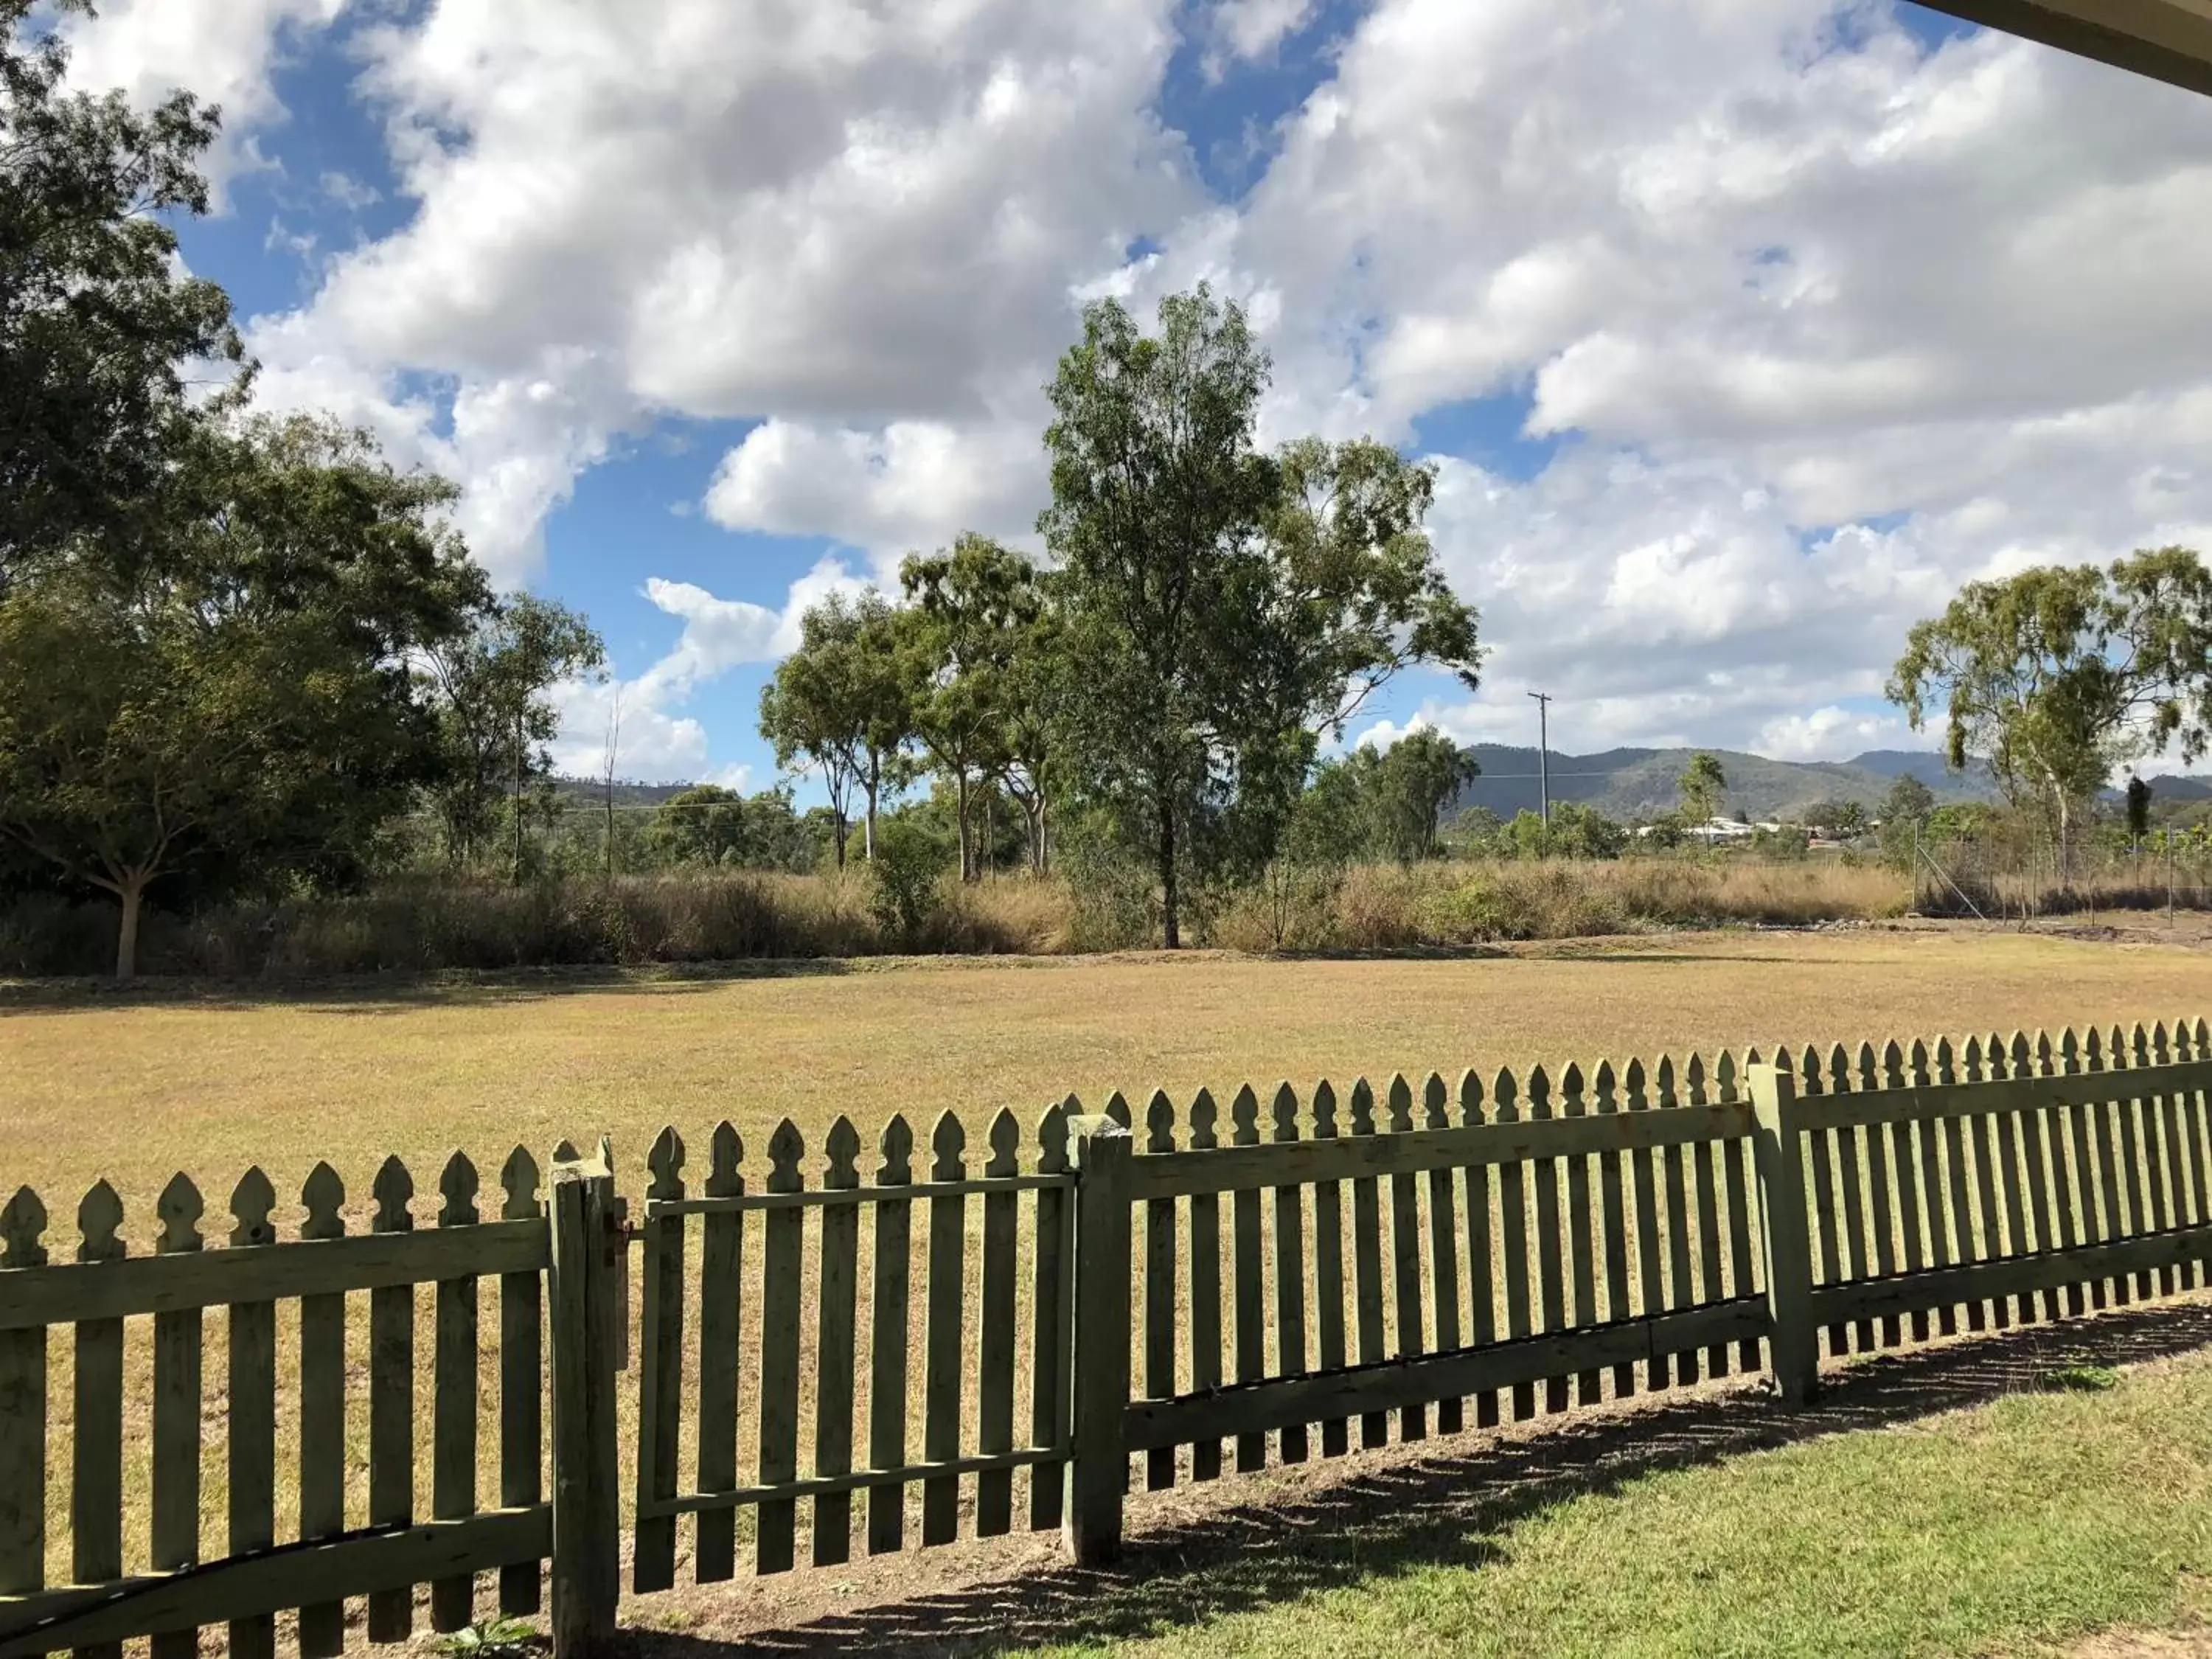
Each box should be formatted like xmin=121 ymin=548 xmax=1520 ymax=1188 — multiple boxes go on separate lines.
xmin=548 ymin=1141 xmax=622 ymax=1658
xmin=1064 ymin=1114 xmax=1132 ymax=1567
xmin=1748 ymin=1064 xmax=1820 ymax=1405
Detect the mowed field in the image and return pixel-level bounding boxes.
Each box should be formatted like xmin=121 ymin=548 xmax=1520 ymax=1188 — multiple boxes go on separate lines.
xmin=4 ymin=925 xmax=2208 ymax=1215
xmin=4 ymin=925 xmax=2212 ymax=1655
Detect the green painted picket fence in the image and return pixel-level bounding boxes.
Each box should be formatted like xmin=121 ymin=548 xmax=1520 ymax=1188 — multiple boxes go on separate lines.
xmin=2 ymin=1020 xmax=2211 ymax=1658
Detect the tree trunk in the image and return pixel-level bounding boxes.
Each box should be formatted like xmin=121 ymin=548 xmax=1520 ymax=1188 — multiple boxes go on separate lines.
xmin=1037 ymin=793 xmax=1048 ymax=877
xmin=863 ymin=773 xmax=879 ymax=862
xmin=956 ymin=768 xmax=973 ymax=884
xmin=1158 ymin=793 xmax=1180 ymax=950
xmin=512 ymin=712 xmax=526 ymax=886
xmin=114 ymin=876 xmax=145 ymax=983
xmin=832 ymin=812 xmax=848 ymax=870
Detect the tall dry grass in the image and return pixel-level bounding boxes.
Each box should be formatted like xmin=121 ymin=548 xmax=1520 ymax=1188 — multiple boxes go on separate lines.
xmin=1209 ymin=858 xmax=1916 ymax=952
xmin=36 ymin=849 xmax=2211 ymax=978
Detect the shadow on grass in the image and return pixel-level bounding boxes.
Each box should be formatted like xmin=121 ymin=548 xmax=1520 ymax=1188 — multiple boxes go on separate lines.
xmin=0 ymin=956 xmax=863 ymax=1016
xmin=626 ymin=1299 xmax=2212 ymax=1658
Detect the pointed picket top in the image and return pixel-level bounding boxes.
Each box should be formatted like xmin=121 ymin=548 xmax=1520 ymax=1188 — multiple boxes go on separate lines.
xmin=501 ymin=1147 xmax=541 ymax=1220
xmin=1422 ymin=1073 xmax=1449 ymax=1130
xmin=1593 ymin=1061 xmax=1619 ymax=1114
xmin=1984 ymin=1032 xmax=2008 ymax=1081
xmin=1935 ymin=1035 xmax=1957 ymax=1085
xmin=153 ymin=1172 xmax=204 ymax=1254
xmin=229 ymin=1167 xmax=277 ymax=1247
xmin=1526 ymin=1064 xmax=1552 ymax=1119
xmin=2170 ymin=1020 xmax=2194 ymax=1062
xmin=1385 ymin=1074 xmax=1413 ymax=1133
xmin=1349 ymin=1077 xmax=1377 ymax=1135
xmin=984 ymin=1107 xmax=1019 ymax=1178
xmin=768 ymin=1119 xmax=807 ymax=1193
xmin=2035 ymin=1030 xmax=2055 ymax=1075
xmin=1144 ymin=1089 xmax=1175 ymax=1155
xmin=1560 ymin=1062 xmax=1587 ymax=1116
xmin=1035 ymin=1102 xmax=1069 ymax=1175
xmin=1103 ymin=1091 xmax=1131 ymax=1130
xmin=1277 ymin=1082 xmax=1305 ymax=1139
xmin=1493 ymin=1066 xmax=1520 ymax=1121
xmin=2131 ymin=1022 xmax=2151 ymax=1068
xmin=2195 ymin=1017 xmax=2208 ymax=1051
xmin=1910 ymin=1037 xmax=1932 ymax=1088
xmin=1961 ymin=1034 xmax=1983 ymax=1080
xmin=0 ymin=1186 xmax=47 ymax=1268
xmin=1851 ymin=1041 xmax=1875 ymax=1091
xmin=1654 ymin=1054 xmax=1677 ymax=1107
xmin=1458 ymin=1068 xmax=1485 ymax=1124
xmin=2108 ymin=1024 xmax=2129 ymax=1071
xmin=302 ymin=1162 xmax=345 ymax=1241
xmin=1716 ymin=1049 xmax=1739 ymax=1102
xmin=370 ymin=1158 xmax=413 ymax=1234
xmin=2084 ymin=1027 xmax=2106 ymax=1071
xmin=2007 ymin=1031 xmax=2031 ymax=1076
xmin=1882 ymin=1039 xmax=1905 ymax=1090
xmin=1190 ymin=1086 xmax=1220 ymax=1150
xmin=1231 ymin=1083 xmax=1260 ymax=1146
xmin=1823 ymin=1043 xmax=1848 ymax=1094
xmin=1622 ymin=1059 xmax=1646 ymax=1112
xmin=1312 ymin=1079 xmax=1338 ymax=1137
xmin=929 ymin=1110 xmax=965 ymax=1182
xmin=877 ymin=1115 xmax=913 ymax=1186
xmin=438 ymin=1152 xmax=480 ymax=1227
xmin=638 ymin=1127 xmax=681 ymax=1202
xmin=1769 ymin=1044 xmax=1795 ymax=1082
xmin=1745 ymin=1045 xmax=1764 ymax=1068
xmin=552 ymin=1138 xmax=582 ymax=1165
xmin=1792 ymin=1045 xmax=1816 ymax=1094
xmin=2058 ymin=1026 xmax=2081 ymax=1074
xmin=77 ymin=1180 xmax=125 ymax=1265
xmin=1686 ymin=1052 xmax=1708 ymax=1107
xmin=821 ymin=1116 xmax=860 ymax=1189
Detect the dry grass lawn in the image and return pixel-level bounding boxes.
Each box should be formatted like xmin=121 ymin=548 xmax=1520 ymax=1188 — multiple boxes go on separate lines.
xmin=3 ymin=925 xmax=2211 ymax=1645
xmin=5 ymin=925 xmax=2210 ymax=1218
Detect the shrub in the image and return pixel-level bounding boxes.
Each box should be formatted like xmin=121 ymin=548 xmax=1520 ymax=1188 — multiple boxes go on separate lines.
xmin=866 ymin=820 xmax=947 ymax=946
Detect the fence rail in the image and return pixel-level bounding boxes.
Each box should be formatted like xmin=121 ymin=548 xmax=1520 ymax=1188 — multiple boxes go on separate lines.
xmin=1 ymin=1016 xmax=2208 ymax=1657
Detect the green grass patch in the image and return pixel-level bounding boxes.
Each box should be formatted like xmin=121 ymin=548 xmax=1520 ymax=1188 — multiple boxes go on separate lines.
xmin=1035 ymin=1354 xmax=2212 ymax=1659
xmin=2035 ymin=1363 xmax=2122 ymax=1394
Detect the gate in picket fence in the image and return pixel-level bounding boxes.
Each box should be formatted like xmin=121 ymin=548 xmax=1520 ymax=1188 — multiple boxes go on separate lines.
xmin=3 ymin=1018 xmax=2211 ymax=1658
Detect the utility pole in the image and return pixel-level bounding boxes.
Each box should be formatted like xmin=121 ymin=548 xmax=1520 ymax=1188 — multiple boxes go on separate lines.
xmin=1526 ymin=691 xmax=1552 ymax=843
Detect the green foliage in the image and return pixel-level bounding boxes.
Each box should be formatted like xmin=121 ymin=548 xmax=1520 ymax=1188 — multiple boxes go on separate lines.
xmin=1038 ymin=285 xmax=1480 ymax=946
xmin=1677 ymin=751 xmax=1727 ymax=825
xmin=758 ymin=588 xmax=913 ymax=866
xmin=2036 ymin=1363 xmax=2121 ymax=1393
xmin=0 ymin=0 xmax=246 ymax=591
xmin=639 ymin=785 xmax=818 ymax=873
xmin=1882 ymin=774 xmax=1935 ymax=828
xmin=1037 ymin=284 xmax=1279 ymax=947
xmin=418 ymin=592 xmax=605 ymax=877
xmin=2126 ymin=774 xmax=2152 ymax=839
xmin=1888 ymin=548 xmax=2212 ymax=865
xmin=898 ymin=534 xmax=1043 ymax=881
xmin=0 ymin=415 xmax=494 ymax=977
xmin=866 ymin=816 xmax=946 ymax=945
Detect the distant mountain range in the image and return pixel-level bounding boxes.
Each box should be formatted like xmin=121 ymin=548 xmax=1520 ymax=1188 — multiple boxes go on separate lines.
xmin=1449 ymin=746 xmax=2211 ymax=823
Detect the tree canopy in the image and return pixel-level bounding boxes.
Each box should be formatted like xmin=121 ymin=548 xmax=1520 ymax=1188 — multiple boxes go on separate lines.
xmin=1035 ymin=283 xmax=1481 ymax=945
xmin=1 ymin=0 xmax=246 ymax=592
xmin=1887 ymin=547 xmax=2212 ymax=867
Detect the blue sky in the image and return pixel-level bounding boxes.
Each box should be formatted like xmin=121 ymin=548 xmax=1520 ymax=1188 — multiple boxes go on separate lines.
xmin=64 ymin=0 xmax=2212 ymax=793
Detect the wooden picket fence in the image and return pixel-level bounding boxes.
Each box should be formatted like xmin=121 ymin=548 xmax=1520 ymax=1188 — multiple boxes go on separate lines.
xmin=1 ymin=1018 xmax=2211 ymax=1658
